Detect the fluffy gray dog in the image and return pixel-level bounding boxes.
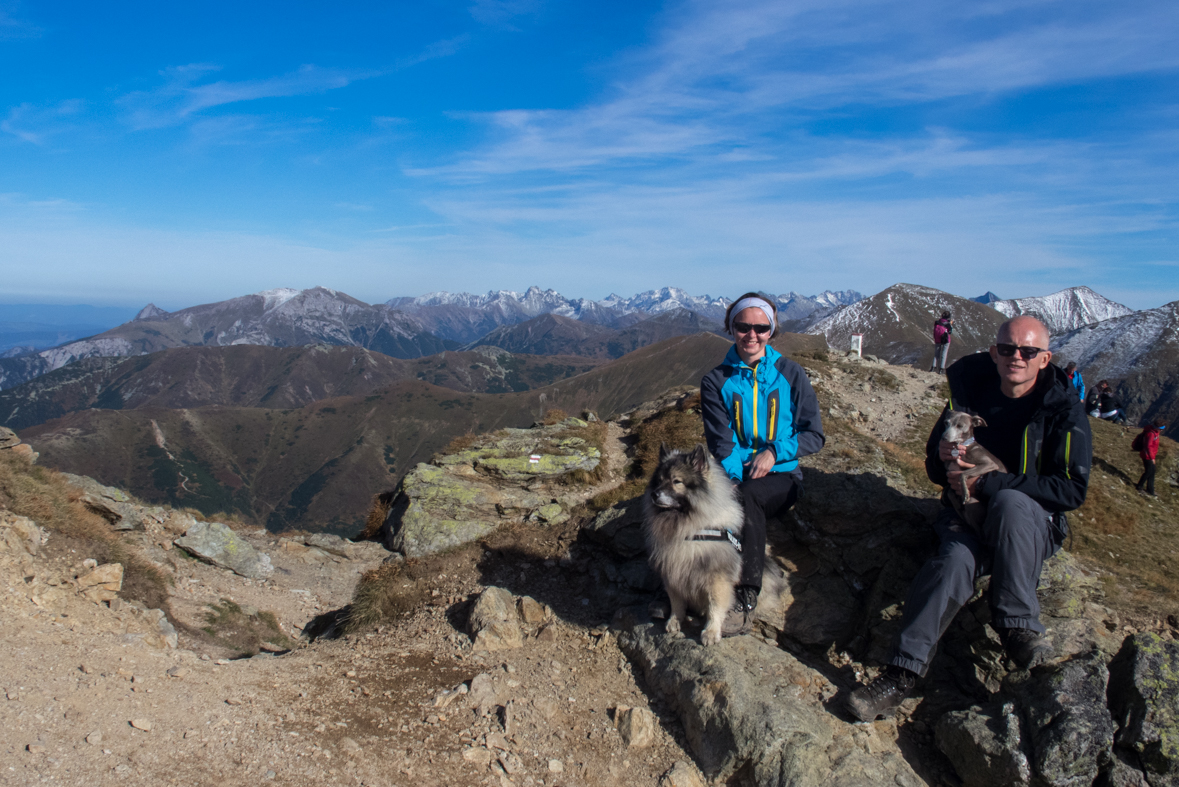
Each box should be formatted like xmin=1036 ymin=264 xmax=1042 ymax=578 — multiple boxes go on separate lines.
xmin=643 ymin=443 xmax=783 ymax=645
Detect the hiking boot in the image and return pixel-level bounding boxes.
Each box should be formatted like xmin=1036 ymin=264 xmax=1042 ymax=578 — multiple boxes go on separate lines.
xmin=845 ymin=667 xmax=917 ymax=722
xmin=721 ymin=586 xmax=758 ymax=637
xmin=1000 ymin=627 xmax=1053 ymax=669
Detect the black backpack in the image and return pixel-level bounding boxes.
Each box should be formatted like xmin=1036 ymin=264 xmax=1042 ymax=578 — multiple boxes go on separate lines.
xmin=1131 ymin=432 xmax=1145 ymax=452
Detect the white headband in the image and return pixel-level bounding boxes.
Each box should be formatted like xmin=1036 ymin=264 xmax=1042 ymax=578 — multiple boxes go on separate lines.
xmin=728 ymin=297 xmax=776 ymax=337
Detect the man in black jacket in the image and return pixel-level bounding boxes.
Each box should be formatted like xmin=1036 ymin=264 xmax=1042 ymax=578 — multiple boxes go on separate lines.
xmin=846 ymin=315 xmax=1091 ymax=722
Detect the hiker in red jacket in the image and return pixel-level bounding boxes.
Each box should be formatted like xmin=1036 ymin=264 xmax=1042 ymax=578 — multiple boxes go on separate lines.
xmin=1135 ymin=420 xmax=1166 ymax=497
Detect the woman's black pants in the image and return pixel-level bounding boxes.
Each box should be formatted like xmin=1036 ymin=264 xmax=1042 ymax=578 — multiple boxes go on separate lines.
xmin=736 ymin=472 xmax=801 ymax=589
xmin=1138 ymin=459 xmax=1156 ymax=495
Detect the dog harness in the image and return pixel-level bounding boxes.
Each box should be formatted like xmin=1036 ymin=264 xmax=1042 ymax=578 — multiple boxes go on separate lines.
xmin=688 ymin=528 xmax=743 ymax=552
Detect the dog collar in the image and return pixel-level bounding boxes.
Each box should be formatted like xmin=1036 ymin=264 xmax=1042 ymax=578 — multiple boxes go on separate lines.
xmin=689 ymin=528 xmax=743 ymax=552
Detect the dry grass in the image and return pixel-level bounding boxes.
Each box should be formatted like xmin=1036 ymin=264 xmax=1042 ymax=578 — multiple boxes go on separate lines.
xmin=441 ymin=432 xmax=480 ymax=455
xmin=0 ymin=451 xmax=169 ymax=609
xmin=1065 ymin=419 xmax=1179 ymax=618
xmin=200 ymin=598 xmax=295 ymax=657
xmin=541 ymin=408 xmax=569 ymax=426
xmin=358 ymin=490 xmax=398 ymax=542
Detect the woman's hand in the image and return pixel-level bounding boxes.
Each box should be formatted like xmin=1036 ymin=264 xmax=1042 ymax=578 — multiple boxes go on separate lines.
xmin=747 ymin=450 xmax=776 ymax=480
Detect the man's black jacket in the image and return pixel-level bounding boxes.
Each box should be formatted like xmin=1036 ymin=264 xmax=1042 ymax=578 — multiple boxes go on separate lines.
xmin=925 ymin=353 xmax=1092 ymax=513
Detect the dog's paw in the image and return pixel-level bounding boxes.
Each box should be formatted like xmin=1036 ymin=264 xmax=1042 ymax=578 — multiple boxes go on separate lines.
xmin=701 ymin=627 xmax=722 ymax=646
xmin=664 ymin=616 xmax=681 ymax=635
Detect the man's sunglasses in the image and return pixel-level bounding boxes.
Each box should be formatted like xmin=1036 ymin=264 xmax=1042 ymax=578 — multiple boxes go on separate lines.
xmin=733 ymin=321 xmax=772 ymax=336
xmin=996 ymin=343 xmax=1046 ymax=359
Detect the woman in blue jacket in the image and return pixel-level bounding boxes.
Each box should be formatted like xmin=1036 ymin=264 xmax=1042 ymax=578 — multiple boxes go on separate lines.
xmin=700 ymin=292 xmax=825 ymax=633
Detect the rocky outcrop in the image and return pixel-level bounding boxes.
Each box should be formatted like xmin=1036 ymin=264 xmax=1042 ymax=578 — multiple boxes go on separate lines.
xmin=381 ymin=418 xmax=602 ymax=557
xmin=174 ymin=521 xmax=274 ymax=579
xmin=616 ymin=619 xmax=924 ymax=787
xmin=62 ymin=473 xmax=199 ymax=534
xmin=1109 ymin=634 xmax=1179 ymax=786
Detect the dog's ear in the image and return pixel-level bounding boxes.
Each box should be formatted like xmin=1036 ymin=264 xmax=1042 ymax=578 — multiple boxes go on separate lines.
xmin=971 ymin=415 xmax=988 ymax=429
xmin=689 ymin=444 xmax=709 ymax=475
xmin=659 ymin=442 xmax=671 ymax=463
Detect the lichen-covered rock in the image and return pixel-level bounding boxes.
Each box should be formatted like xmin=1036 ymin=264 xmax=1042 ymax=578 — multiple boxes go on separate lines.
xmin=174 ymin=521 xmax=273 ymax=579
xmin=1109 ymin=633 xmax=1179 ymax=786
xmin=935 ymin=702 xmax=1031 ymax=787
xmin=1010 ymin=649 xmax=1114 ymax=787
xmin=469 ymin=587 xmax=523 ymax=651
xmin=616 ymin=618 xmax=923 ymax=787
xmin=62 ymin=473 xmax=149 ymax=531
xmin=382 ymin=420 xmax=603 ymax=557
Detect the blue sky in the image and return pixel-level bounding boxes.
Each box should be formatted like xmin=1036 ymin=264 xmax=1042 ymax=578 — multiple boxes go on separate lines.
xmin=2 ymin=0 xmax=1178 ymax=311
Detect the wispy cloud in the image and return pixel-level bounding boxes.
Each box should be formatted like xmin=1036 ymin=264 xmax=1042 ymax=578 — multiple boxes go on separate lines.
xmin=1 ymin=100 xmax=84 ymax=145
xmin=0 ymin=3 xmax=40 ymax=39
xmin=119 ymin=64 xmax=375 ymax=130
xmin=468 ymin=0 xmax=540 ymax=28
xmin=397 ymin=34 xmax=471 ymax=68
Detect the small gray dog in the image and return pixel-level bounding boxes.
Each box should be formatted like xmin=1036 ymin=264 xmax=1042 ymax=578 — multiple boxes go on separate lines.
xmin=941 ymin=411 xmax=1007 ymax=529
xmin=642 ymin=443 xmax=782 ymax=645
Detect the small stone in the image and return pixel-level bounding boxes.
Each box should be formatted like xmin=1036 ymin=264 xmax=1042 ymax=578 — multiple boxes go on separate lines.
xmin=86 ymin=731 xmax=103 ymax=745
xmin=26 ymin=743 xmax=46 ymax=754
xmin=80 ymin=664 xmax=94 ymax=674
xmin=617 ymin=706 xmax=657 ymax=748
xmin=166 ymin=666 xmax=189 ymax=679
xmin=265 ymin=770 xmax=276 ymax=780
xmin=548 ymin=759 xmax=564 ymax=773
xmin=660 ymin=761 xmax=706 ymax=787
xmin=339 ymin=737 xmax=361 ymax=754
xmin=130 ymin=719 xmax=152 ymax=732
xmin=463 ymin=748 xmax=492 ymax=766
xmin=82 ymin=558 xmax=98 ymax=569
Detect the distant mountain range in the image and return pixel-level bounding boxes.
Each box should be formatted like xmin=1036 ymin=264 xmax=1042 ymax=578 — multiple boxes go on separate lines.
xmin=6 ymin=277 xmax=1176 ymax=534
xmin=0 ymin=286 xmax=862 ymax=390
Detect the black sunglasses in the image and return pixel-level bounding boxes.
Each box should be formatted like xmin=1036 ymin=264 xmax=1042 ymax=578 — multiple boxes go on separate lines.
xmin=996 ymin=343 xmax=1045 ymax=359
xmin=733 ymin=321 xmax=772 ymax=336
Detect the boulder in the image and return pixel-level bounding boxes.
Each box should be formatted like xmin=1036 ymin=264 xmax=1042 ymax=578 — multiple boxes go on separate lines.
xmin=0 ymin=425 xmax=19 ymax=448
xmin=174 ymin=521 xmax=273 ymax=579
xmin=382 ymin=421 xmax=603 ymax=557
xmin=616 ymin=619 xmax=923 ymax=787
xmin=469 ymin=587 xmax=523 ymax=651
xmin=1010 ymin=649 xmax=1115 ymax=787
xmin=584 ymin=498 xmax=646 ymax=558
xmin=1109 ymin=634 xmax=1179 ymax=786
xmin=935 ymin=702 xmax=1032 ymax=787
xmin=62 ymin=474 xmax=147 ymax=531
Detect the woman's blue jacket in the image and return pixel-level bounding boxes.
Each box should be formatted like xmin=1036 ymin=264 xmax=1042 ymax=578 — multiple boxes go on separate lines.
xmin=700 ymin=344 xmax=825 ymax=482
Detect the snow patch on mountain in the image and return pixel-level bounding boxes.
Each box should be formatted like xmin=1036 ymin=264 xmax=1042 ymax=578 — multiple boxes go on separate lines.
xmin=993 ymin=287 xmax=1132 ymax=336
xmin=1051 ymin=302 xmax=1179 ymax=381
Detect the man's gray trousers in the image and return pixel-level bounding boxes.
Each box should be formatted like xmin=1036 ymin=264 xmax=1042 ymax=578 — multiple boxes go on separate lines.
xmin=888 ymin=489 xmax=1066 ymax=677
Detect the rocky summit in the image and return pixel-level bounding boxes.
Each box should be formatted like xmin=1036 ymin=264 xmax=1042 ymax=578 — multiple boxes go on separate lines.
xmin=2 ymin=347 xmax=1178 ymax=786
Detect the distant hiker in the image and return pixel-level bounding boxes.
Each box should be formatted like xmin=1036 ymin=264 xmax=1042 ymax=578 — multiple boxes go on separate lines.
xmin=846 ymin=315 xmax=1090 ymax=722
xmin=1088 ymin=380 xmax=1126 ymax=424
xmin=1064 ymin=361 xmax=1085 ymax=403
xmin=930 ymin=311 xmax=953 ymax=373
xmin=1133 ymin=420 xmax=1166 ymax=497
